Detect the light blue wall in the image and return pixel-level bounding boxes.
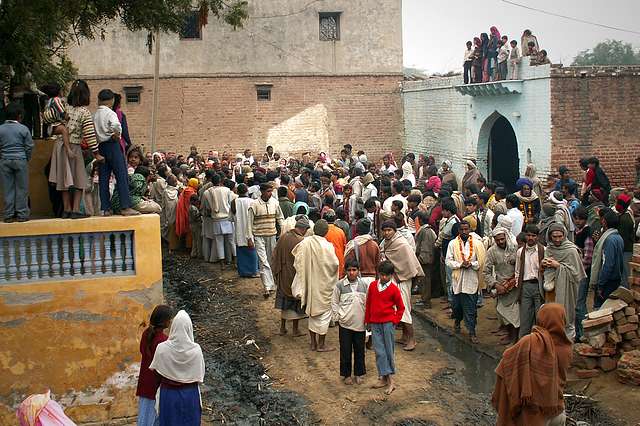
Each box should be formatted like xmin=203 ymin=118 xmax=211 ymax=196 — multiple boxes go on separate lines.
xmin=403 ymin=63 xmax=552 ymax=185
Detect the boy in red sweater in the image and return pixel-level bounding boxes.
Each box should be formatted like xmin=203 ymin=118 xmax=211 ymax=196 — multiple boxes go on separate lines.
xmin=365 ymin=260 xmax=405 ymax=395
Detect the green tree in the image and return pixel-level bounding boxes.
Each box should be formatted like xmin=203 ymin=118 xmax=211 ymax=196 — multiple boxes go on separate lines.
xmin=0 ymin=0 xmax=248 ymax=91
xmin=572 ymin=39 xmax=640 ymax=66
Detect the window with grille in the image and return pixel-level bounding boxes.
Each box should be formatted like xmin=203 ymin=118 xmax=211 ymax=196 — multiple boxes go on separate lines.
xmin=256 ymin=85 xmax=272 ymax=101
xmin=180 ymin=10 xmax=202 ymax=39
xmin=319 ymin=12 xmax=341 ymax=41
xmin=123 ymin=86 xmax=142 ymax=104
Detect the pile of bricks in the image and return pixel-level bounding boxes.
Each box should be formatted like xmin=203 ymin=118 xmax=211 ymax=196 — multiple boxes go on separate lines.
xmin=573 ymin=286 xmax=640 ymax=382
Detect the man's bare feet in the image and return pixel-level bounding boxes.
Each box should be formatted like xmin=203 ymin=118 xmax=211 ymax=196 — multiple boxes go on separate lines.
xmin=316 ymin=346 xmax=335 ymax=352
xmin=292 ymin=330 xmax=306 ymax=337
xmin=343 ymin=376 xmax=353 ymax=385
xmin=403 ymin=340 xmax=416 ymax=351
xmin=278 ymin=328 xmax=287 ymax=336
xmin=470 ymin=336 xmax=480 ymax=344
xmin=371 ymin=379 xmax=387 ymax=389
xmin=354 ymin=376 xmax=364 ymax=385
xmin=309 ymin=344 xmax=317 ymax=351
xmin=384 ymin=384 xmax=396 ymax=395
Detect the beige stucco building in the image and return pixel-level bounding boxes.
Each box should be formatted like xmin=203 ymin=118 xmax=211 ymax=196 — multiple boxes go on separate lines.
xmin=68 ymin=0 xmax=404 ymax=158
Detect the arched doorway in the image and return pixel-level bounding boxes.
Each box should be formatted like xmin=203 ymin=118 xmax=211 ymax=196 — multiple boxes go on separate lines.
xmin=488 ymin=116 xmax=519 ymax=191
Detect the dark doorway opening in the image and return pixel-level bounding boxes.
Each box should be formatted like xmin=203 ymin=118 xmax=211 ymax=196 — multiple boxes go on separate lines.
xmin=488 ymin=116 xmax=519 ymax=192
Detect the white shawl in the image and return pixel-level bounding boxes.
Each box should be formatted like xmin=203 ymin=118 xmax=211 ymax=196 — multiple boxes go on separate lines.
xmin=150 ymin=310 xmax=205 ymax=383
xmin=291 ymin=236 xmax=339 ymax=317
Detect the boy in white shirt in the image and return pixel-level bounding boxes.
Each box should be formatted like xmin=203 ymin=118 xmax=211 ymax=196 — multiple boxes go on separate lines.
xmin=94 ymin=89 xmax=139 ymax=216
xmin=331 ymin=258 xmax=368 ymax=385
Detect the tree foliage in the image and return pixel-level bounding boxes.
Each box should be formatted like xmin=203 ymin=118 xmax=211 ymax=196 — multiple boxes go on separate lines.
xmin=0 ymin=0 xmax=248 ymax=91
xmin=572 ymin=39 xmax=640 ymax=66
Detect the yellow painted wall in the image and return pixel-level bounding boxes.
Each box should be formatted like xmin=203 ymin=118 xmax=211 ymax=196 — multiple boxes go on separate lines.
xmin=0 ymin=215 xmax=163 ymax=424
xmin=0 ymin=138 xmax=55 ymax=218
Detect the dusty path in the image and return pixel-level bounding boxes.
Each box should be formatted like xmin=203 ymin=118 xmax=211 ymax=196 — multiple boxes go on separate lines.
xmin=164 ymin=252 xmax=496 ymax=425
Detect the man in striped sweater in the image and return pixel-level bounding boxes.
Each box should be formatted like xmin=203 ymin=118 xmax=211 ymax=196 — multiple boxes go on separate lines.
xmin=248 ymin=183 xmax=284 ymax=298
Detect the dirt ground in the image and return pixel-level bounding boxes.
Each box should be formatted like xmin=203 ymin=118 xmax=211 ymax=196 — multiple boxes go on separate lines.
xmin=164 ymin=252 xmax=495 ymax=425
xmin=420 ymin=295 xmax=640 ymax=425
xmin=163 ymin=251 xmax=638 ymax=425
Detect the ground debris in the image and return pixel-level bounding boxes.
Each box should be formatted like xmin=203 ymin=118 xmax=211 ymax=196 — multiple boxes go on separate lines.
xmin=163 ymin=252 xmax=316 ymax=425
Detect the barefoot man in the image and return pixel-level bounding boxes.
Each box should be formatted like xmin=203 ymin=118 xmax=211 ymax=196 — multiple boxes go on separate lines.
xmin=379 ymin=220 xmax=424 ymax=351
xmin=292 ymin=219 xmax=339 ymax=352
xmin=273 ymin=216 xmax=310 ymax=337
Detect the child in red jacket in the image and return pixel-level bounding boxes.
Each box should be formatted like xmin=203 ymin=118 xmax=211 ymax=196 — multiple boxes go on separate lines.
xmin=365 ymin=260 xmax=405 ymax=395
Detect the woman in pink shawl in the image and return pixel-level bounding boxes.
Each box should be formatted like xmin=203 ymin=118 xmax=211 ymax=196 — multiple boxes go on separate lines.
xmin=112 ymin=94 xmax=132 ymax=154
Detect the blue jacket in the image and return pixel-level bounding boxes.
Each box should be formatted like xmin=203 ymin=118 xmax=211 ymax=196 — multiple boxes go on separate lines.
xmin=598 ymin=232 xmax=624 ymax=288
xmin=0 ymin=121 xmax=33 ymax=160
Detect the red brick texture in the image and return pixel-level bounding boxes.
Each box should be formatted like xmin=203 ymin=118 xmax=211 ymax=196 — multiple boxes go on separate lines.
xmin=84 ymin=75 xmax=403 ymax=161
xmin=550 ymin=67 xmax=640 ymax=188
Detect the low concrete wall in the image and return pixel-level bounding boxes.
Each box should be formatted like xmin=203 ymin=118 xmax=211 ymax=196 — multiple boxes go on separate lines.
xmin=0 ymin=215 xmax=163 ymax=424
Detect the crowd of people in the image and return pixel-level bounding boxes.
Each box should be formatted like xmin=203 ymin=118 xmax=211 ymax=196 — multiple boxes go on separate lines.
xmin=117 ymin=141 xmax=638 ymax=425
xmin=3 ymin=82 xmax=640 ymax=424
xmin=462 ymin=27 xmax=550 ymax=84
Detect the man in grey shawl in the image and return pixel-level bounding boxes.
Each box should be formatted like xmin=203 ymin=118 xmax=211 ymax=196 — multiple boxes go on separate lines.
xmin=542 ymin=223 xmax=586 ymax=341
xmin=483 ymin=227 xmax=519 ymax=344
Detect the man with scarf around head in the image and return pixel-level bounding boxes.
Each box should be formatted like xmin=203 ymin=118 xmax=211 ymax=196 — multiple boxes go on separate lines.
xmin=380 ymin=219 xmax=424 ymax=351
xmin=445 ymin=220 xmax=486 ymax=344
xmin=272 ymin=216 xmax=311 ymax=337
xmin=483 ymin=227 xmax=520 ymax=344
xmin=514 ymin=177 xmax=541 ymax=227
xmin=590 ymin=208 xmax=625 ymax=308
xmin=291 ymin=219 xmax=340 ymax=352
xmin=542 ymin=223 xmax=586 ymax=341
xmin=548 ymin=191 xmax=575 ymax=242
xmin=492 ymin=303 xmax=572 ymax=426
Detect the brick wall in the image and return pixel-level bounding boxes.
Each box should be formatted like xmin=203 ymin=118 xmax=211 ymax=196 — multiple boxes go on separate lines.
xmin=550 ymin=66 xmax=640 ymax=188
xmin=84 ymin=75 xmax=403 ymax=161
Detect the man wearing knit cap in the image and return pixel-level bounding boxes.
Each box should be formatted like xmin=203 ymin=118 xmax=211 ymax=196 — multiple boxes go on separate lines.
xmin=248 ymin=182 xmax=285 ymax=298
xmin=273 ymin=216 xmax=310 ymax=337
xmin=291 ymin=219 xmax=340 ymax=352
xmin=380 ymin=219 xmax=424 ymax=351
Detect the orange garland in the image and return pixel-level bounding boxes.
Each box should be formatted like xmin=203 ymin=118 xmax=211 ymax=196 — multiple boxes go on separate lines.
xmin=458 ymin=235 xmax=474 ymax=262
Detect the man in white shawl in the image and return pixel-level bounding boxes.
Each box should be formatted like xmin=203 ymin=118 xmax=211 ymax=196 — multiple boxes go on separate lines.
xmin=150 ymin=310 xmax=205 ymax=425
xmin=291 ymin=219 xmax=340 ymax=352
xmin=483 ymin=227 xmax=520 ymax=344
xmin=542 ymin=223 xmax=586 ymax=341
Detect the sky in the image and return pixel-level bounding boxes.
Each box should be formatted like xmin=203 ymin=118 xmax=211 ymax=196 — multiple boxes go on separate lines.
xmin=402 ymin=0 xmax=640 ymax=73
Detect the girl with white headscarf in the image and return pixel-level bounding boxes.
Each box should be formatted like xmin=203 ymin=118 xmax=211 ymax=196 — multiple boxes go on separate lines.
xmin=150 ymin=310 xmax=205 ymax=426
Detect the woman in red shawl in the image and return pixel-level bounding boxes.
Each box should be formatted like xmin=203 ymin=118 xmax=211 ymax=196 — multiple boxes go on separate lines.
xmin=176 ymin=178 xmax=199 ymax=248
xmin=492 ymin=303 xmax=572 ymax=426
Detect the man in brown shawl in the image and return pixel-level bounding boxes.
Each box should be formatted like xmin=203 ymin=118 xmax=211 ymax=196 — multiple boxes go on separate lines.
xmin=492 ymin=303 xmax=572 ymax=426
xmin=380 ymin=219 xmax=424 ymax=351
xmin=542 ymin=223 xmax=586 ymax=341
xmin=461 ymin=160 xmax=483 ymax=194
xmin=273 ymin=216 xmax=310 ymax=337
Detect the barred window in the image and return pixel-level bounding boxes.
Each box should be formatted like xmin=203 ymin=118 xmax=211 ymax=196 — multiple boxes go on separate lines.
xmin=180 ymin=11 xmax=202 ymax=40
xmin=319 ymin=12 xmax=341 ymax=41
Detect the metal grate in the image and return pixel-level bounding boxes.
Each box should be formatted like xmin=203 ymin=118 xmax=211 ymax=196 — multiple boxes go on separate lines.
xmin=319 ymin=13 xmax=340 ymax=41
